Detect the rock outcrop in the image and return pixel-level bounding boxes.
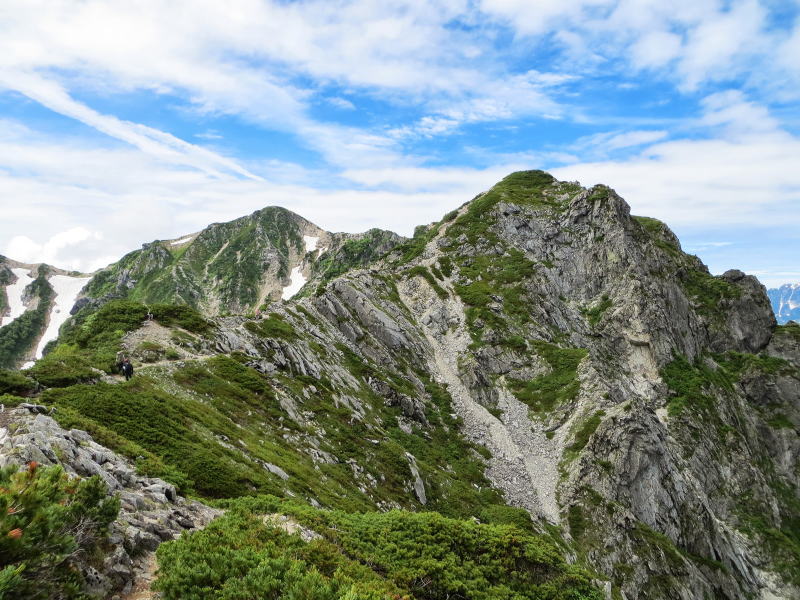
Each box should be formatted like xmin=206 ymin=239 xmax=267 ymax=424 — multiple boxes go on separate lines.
xmin=0 ymin=404 xmax=220 ymax=597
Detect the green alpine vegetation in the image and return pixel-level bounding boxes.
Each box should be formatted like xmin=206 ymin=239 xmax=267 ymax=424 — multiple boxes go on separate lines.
xmin=0 ymin=463 xmax=120 ymax=600
xmin=508 ymin=342 xmax=587 ymax=415
xmin=78 ymin=208 xmax=403 ymax=317
xmin=154 ymin=496 xmax=603 ymax=600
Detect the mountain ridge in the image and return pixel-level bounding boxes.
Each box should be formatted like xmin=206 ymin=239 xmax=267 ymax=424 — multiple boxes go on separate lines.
xmin=1 ymin=170 xmax=798 ymax=599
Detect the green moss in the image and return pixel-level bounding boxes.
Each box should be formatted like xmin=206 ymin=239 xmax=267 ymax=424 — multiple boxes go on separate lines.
xmin=661 ymin=355 xmax=728 ymax=416
xmin=395 ymin=222 xmax=441 ymax=264
xmin=453 ymin=249 xmax=538 ymax=344
xmin=663 ymin=352 xmax=790 ymax=417
xmin=773 ymin=322 xmax=800 ymax=343
xmin=633 ymin=216 xmax=681 ymax=257
xmin=681 ymin=267 xmax=741 ymax=317
xmin=568 ymin=504 xmax=586 ymax=540
xmin=767 ymin=414 xmax=795 ymax=429
xmin=313 ymin=229 xmax=402 ymax=290
xmin=438 ymin=255 xmax=454 ymax=277
xmin=632 ymin=522 xmax=685 ymax=568
xmin=508 ymin=341 xmax=587 ymax=414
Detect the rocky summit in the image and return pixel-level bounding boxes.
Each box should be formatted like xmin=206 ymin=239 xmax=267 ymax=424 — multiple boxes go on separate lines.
xmin=0 ymin=171 xmax=798 ymax=600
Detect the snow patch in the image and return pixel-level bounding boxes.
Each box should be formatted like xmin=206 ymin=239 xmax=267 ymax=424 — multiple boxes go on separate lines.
xmin=282 ymin=267 xmax=307 ymax=300
xmin=170 ymin=236 xmax=193 ymax=246
xmin=1 ymin=268 xmax=35 ymax=327
xmin=32 ymin=275 xmax=91 ymax=359
xmin=303 ymin=235 xmax=319 ymax=252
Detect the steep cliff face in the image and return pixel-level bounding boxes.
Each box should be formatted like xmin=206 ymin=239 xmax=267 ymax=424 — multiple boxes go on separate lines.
xmin=78 ymin=206 xmax=404 ymax=316
xmin=272 ymin=172 xmax=796 ymax=599
xmin=2 ymin=172 xmax=798 ymax=599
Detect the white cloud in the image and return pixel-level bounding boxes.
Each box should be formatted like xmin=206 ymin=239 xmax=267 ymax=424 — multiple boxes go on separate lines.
xmin=684 ymin=241 xmax=733 ymax=252
xmin=479 ymin=0 xmax=612 ymax=36
xmin=553 ymin=93 xmax=800 ymax=228
xmin=326 ymin=97 xmax=356 ymax=110
xmin=630 ymin=31 xmax=683 ymax=69
xmin=575 ymin=129 xmax=669 ymax=154
xmin=676 ymin=0 xmax=767 ymax=90
xmin=0 ymin=120 xmax=489 ymax=271
xmin=0 ymin=70 xmax=262 ymax=180
xmin=195 ymin=130 xmax=223 ymax=140
xmin=5 ymin=227 xmax=105 ymax=271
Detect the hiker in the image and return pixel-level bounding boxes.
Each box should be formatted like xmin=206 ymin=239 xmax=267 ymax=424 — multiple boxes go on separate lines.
xmin=122 ymin=359 xmax=134 ymax=381
xmin=115 ymin=351 xmax=127 ymax=373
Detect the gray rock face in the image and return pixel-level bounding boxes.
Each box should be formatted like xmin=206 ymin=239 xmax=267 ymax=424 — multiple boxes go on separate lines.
xmin=0 ymin=405 xmax=220 ymax=598
xmin=200 ymin=174 xmax=799 ymax=599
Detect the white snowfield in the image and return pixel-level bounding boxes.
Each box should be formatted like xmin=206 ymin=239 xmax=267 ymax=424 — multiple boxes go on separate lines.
xmin=1 ymin=268 xmax=35 ymax=327
xmin=282 ymin=235 xmax=321 ymax=300
xmin=170 ymin=236 xmax=194 ymax=246
xmin=281 ymin=267 xmax=307 ymax=300
xmin=32 ymin=275 xmax=91 ymax=359
xmin=303 ymin=235 xmax=319 ymax=252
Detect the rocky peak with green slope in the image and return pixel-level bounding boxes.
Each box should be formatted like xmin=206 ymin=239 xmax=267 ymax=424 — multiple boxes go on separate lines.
xmin=78 ymin=206 xmax=404 ymax=317
xmin=1 ymin=171 xmax=798 ymax=600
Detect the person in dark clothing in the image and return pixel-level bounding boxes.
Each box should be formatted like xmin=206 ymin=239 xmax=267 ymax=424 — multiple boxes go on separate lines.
xmin=122 ymin=359 xmax=134 ymax=381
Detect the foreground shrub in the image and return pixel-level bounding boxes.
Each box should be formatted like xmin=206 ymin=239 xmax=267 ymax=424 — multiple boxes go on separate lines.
xmin=0 ymin=463 xmax=120 ymax=599
xmin=155 ymin=496 xmax=603 ymax=600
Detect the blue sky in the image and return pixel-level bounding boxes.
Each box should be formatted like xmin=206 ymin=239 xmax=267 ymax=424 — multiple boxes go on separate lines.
xmin=0 ymin=0 xmax=798 ymax=287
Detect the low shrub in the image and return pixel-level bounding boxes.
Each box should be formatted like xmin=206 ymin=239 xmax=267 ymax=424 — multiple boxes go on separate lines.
xmin=155 ymin=496 xmax=603 ymax=600
xmin=0 ymin=463 xmax=119 ymax=599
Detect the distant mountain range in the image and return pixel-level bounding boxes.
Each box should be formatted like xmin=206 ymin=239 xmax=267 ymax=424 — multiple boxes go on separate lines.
xmin=769 ymin=283 xmax=800 ymax=324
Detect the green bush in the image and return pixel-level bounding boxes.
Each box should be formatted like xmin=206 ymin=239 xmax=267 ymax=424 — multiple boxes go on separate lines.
xmin=407 ymin=266 xmax=447 ymax=299
xmin=582 ymin=296 xmax=612 ymax=327
xmin=42 ymin=381 xmax=257 ymax=497
xmin=0 ymin=370 xmax=36 ymax=396
xmin=155 ymin=497 xmax=603 ymax=600
xmin=0 ymin=463 xmax=119 ymax=599
xmin=568 ymin=411 xmax=605 ymax=452
xmin=244 ymin=313 xmax=297 ymax=341
xmin=26 ymin=351 xmax=99 ymax=388
xmin=150 ymin=304 xmax=210 ymax=334
xmin=508 ymin=342 xmax=587 ymax=414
